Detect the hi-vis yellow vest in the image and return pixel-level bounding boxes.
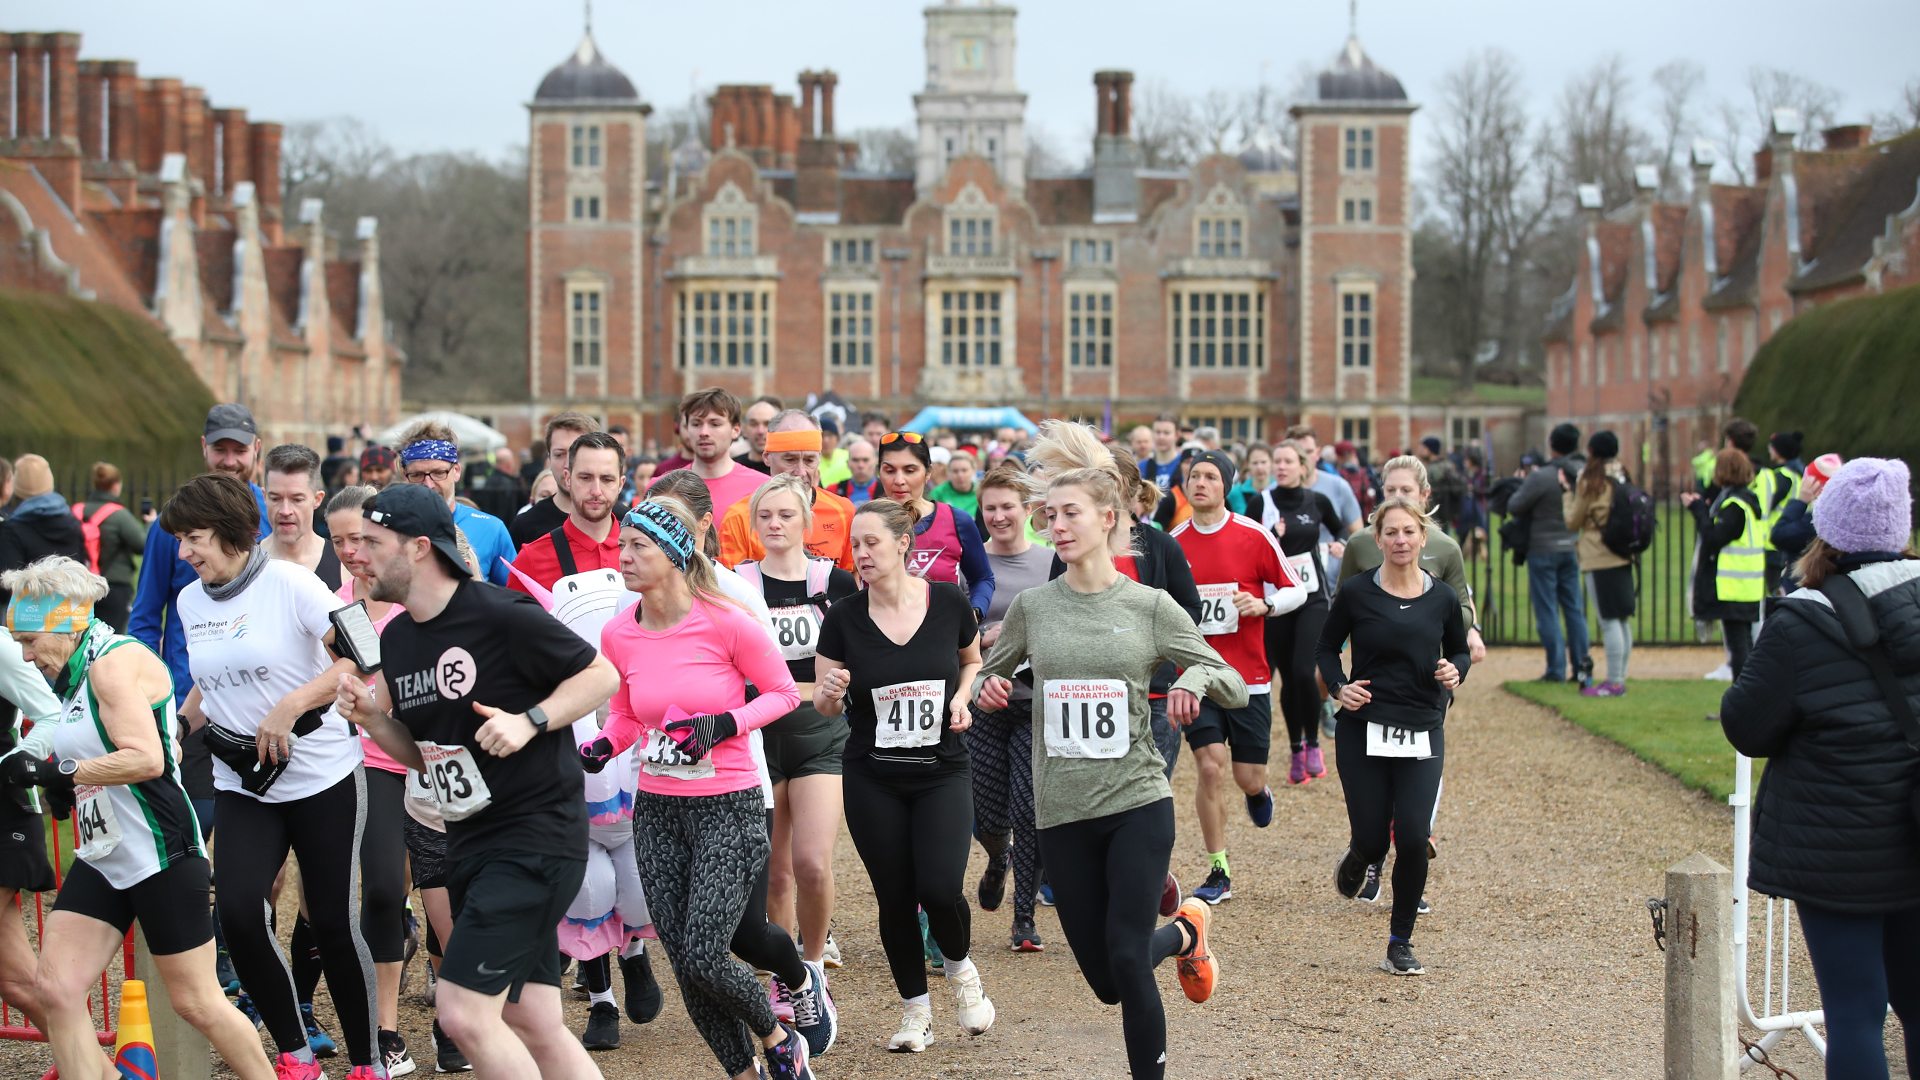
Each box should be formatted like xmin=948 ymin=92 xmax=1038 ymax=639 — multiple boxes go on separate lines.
xmin=1715 ymin=490 xmax=1766 ymax=603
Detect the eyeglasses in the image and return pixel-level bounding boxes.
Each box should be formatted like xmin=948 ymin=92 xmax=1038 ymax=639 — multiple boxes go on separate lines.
xmin=404 ymin=466 xmax=456 ymax=484
xmin=879 ymin=431 xmax=924 ymax=445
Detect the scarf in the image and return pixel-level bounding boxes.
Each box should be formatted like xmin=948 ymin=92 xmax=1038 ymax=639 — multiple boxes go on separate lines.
xmin=204 ymin=547 xmax=270 ymax=603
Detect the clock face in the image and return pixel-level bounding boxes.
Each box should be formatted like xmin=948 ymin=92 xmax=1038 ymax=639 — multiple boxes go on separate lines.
xmin=956 ymin=38 xmax=985 ymax=72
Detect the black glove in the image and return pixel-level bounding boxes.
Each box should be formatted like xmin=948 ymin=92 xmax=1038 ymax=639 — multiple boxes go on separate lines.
xmin=663 ymin=712 xmax=737 ymax=764
xmin=0 ymin=750 xmax=72 ymax=792
xmin=580 ymin=737 xmax=615 ymax=774
xmin=44 ymin=784 xmax=74 ymax=821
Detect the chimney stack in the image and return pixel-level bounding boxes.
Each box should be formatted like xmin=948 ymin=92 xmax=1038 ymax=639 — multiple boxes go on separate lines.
xmin=250 ymin=121 xmax=283 ymax=242
xmin=819 ymin=71 xmax=837 ymax=137
xmin=47 ymin=32 xmax=82 ymax=147
xmin=797 ymin=71 xmax=817 ymax=139
xmin=16 ymin=38 xmax=49 ymax=141
xmin=1822 ymin=124 xmax=1871 ymax=151
xmin=215 ymin=108 xmax=250 ymax=201
xmin=78 ymin=60 xmax=108 ymax=160
xmin=1092 ymin=70 xmax=1140 ymax=223
xmin=795 ymin=69 xmax=843 ymax=216
xmin=104 ymin=61 xmax=139 ymax=166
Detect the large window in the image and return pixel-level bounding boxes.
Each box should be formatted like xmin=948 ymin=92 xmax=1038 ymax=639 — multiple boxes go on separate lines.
xmin=571 ymin=123 xmax=601 ymax=169
xmin=939 ymin=290 xmax=1002 ymax=366
xmin=678 ymin=289 xmax=772 ymax=368
xmin=828 ymin=291 xmax=874 ymax=367
xmin=1195 ymin=217 xmax=1243 ymax=258
xmin=568 ymin=287 xmax=602 ymax=368
xmin=1171 ymin=289 xmax=1263 ymax=368
xmin=1339 ymin=289 xmax=1373 ymax=367
xmin=830 ymin=238 xmax=874 ymax=266
xmin=1067 ymin=290 xmax=1112 ymax=367
xmin=1343 ymin=127 xmax=1375 ymax=171
xmin=1450 ymin=417 xmax=1482 ymax=446
xmin=948 ymin=216 xmax=994 ymax=256
xmin=707 ymin=215 xmax=754 ymax=257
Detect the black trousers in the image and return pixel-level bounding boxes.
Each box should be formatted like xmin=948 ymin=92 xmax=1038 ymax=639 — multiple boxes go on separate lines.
xmin=1336 ymin=725 xmax=1445 ymax=941
xmin=731 ymin=810 xmax=806 ymax=988
xmin=842 ymin=763 xmax=973 ymax=999
xmin=1267 ymin=600 xmax=1329 ymax=751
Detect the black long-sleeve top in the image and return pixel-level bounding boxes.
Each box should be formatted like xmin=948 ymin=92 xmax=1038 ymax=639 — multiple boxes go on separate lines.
xmin=1316 ymin=569 xmax=1470 ymax=733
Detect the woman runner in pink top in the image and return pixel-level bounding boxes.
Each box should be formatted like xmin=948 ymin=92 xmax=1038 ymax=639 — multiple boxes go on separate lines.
xmin=581 ymin=499 xmax=827 ymax=1080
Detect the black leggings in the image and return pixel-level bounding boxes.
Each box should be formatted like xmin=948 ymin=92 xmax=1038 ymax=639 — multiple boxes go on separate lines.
xmin=1724 ymin=619 xmax=1754 ymax=681
xmin=1038 ymin=799 xmax=1186 ymax=1080
xmin=965 ymin=704 xmax=1040 ymax=922
xmin=293 ymin=767 xmax=410 ymax=1004
xmin=732 ymin=810 xmax=806 ymax=988
xmin=1336 ymin=725 xmax=1445 ymax=941
xmin=215 ymin=769 xmax=377 ymax=1067
xmin=842 ymin=764 xmax=973 ymax=1000
xmin=1267 ymin=600 xmax=1328 ymax=751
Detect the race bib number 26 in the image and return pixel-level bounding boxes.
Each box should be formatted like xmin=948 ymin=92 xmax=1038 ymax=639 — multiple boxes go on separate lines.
xmin=872 ymin=680 xmax=945 ymax=748
xmin=1195 ymin=583 xmax=1239 ymax=636
xmin=420 ymin=742 xmax=495 ymax=821
xmin=1041 ymin=679 xmax=1130 ymax=759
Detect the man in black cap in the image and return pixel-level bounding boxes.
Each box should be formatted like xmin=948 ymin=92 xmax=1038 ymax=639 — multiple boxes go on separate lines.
xmin=336 ymin=483 xmax=618 ymax=1080
xmin=1507 ymin=423 xmax=1591 ymax=684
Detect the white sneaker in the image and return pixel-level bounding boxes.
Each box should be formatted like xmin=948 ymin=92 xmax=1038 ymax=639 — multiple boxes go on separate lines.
xmin=888 ymin=1002 xmax=934 ymax=1053
xmin=820 ymin=933 xmax=843 ymax=969
xmin=946 ymin=963 xmax=996 ymax=1036
xmin=1703 ymin=663 xmax=1732 ymax=681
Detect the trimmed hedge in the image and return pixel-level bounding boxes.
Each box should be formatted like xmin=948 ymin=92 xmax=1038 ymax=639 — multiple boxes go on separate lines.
xmin=1735 ymin=284 xmax=1920 ymax=474
xmin=0 ymin=287 xmax=213 ymax=494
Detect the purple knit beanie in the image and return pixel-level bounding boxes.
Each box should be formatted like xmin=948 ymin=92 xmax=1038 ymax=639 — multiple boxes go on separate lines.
xmin=1812 ymin=457 xmax=1912 ymax=554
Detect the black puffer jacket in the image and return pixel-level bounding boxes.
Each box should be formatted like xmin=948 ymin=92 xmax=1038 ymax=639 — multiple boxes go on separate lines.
xmin=1721 ymin=558 xmax=1920 ymax=913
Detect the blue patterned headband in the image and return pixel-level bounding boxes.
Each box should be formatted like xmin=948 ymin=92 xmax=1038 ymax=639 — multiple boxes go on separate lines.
xmin=401 ymin=439 xmax=459 ymax=465
xmin=623 ymin=502 xmax=696 ymax=572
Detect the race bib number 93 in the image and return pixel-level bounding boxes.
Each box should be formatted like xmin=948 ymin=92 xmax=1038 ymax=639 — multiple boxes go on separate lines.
xmin=421 ymin=742 xmax=495 ymax=821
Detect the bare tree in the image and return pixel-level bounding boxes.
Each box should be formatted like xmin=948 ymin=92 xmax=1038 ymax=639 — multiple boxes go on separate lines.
xmin=1025 ymin=122 xmax=1081 ymax=176
xmin=1554 ymin=56 xmax=1651 ymax=210
xmin=1651 ymin=60 xmax=1705 ymax=198
xmin=1869 ymin=77 xmax=1920 ymax=139
xmin=1132 ymin=79 xmax=1198 ymax=168
xmin=848 ymin=127 xmax=915 ymax=173
xmin=1747 ymin=67 xmax=1842 ymax=149
xmin=280 ymin=117 xmax=391 ymax=209
xmin=1710 ymin=99 xmax=1753 ymax=184
xmin=1195 ymin=89 xmax=1241 ymax=156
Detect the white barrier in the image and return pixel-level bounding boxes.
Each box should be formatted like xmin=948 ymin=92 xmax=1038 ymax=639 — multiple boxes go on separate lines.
xmin=1728 ymin=753 xmax=1827 ymax=1067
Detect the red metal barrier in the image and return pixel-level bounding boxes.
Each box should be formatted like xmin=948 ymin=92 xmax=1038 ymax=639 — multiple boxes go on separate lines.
xmin=0 ymin=809 xmax=135 ymax=1079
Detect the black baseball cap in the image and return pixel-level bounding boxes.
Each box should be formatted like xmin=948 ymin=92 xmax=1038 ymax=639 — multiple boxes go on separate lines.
xmin=364 ymin=484 xmax=467 ymax=577
xmin=204 ymin=403 xmax=259 ymax=446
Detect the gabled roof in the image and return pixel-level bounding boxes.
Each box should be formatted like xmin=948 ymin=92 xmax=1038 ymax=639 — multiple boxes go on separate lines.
xmin=1589 ymin=220 xmax=1632 ymax=330
xmin=1792 ymin=130 xmax=1920 ymax=293
xmin=1704 ymin=185 xmax=1767 ymax=309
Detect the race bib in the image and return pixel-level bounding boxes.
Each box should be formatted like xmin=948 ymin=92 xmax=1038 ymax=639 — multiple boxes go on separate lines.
xmin=768 ymin=605 xmax=822 ymax=663
xmin=74 ymin=786 xmax=122 ymax=862
xmin=1287 ymin=552 xmax=1318 ymax=592
xmin=420 ymin=742 xmax=495 ymax=821
xmin=1195 ymin=583 xmax=1240 ymax=636
xmin=871 ymin=680 xmax=945 ymax=748
xmin=638 ymin=727 xmax=717 ymax=782
xmin=1041 ymin=679 xmax=1130 ymax=759
xmin=1366 ymin=722 xmax=1432 ymax=759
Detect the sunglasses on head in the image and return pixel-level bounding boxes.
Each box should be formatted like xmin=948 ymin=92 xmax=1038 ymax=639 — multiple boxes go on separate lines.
xmin=880 ymin=431 xmax=924 ymax=445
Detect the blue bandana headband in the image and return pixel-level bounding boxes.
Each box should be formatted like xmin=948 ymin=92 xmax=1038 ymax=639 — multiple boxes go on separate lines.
xmin=6 ymin=593 xmax=94 ymax=633
xmin=401 ymin=439 xmax=459 ymax=465
xmin=624 ymin=502 xmax=696 ymax=572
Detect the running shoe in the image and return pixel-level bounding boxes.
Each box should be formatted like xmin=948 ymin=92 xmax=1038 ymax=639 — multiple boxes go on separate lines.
xmin=917 ymin=910 xmax=943 ymax=970
xmin=432 ymin=1019 xmax=472 ymax=1073
xmin=763 ymin=1022 xmax=812 ymax=1079
xmin=422 ymin=959 xmax=436 ymax=1007
xmin=790 ymin=960 xmax=837 ymax=1057
xmin=1245 ymin=786 xmax=1274 ymax=827
xmin=1304 ymin=745 xmax=1327 ymax=778
xmin=581 ymin=1001 xmax=619 ymax=1050
xmin=769 ymin=975 xmax=796 ymax=1023
xmin=1173 ymin=898 xmax=1217 ymax=1003
xmin=977 ymin=853 xmax=1009 ymax=912
xmin=1334 ymin=848 xmax=1368 ymax=899
xmin=947 ymin=963 xmax=996 ymax=1035
xmin=1009 ymin=916 xmax=1044 ymax=952
xmin=1704 ymin=663 xmax=1733 ymax=682
xmin=273 ymin=1052 xmax=324 ymax=1080
xmin=819 ymin=932 xmax=843 ymax=969
xmin=301 ymin=1002 xmax=337 ymax=1058
xmin=1417 ymin=897 xmax=1432 ymax=915
xmin=346 ymin=1067 xmax=381 ymax=1080
xmin=234 ymin=991 xmax=263 ymax=1029
xmin=1580 ymin=681 xmax=1627 ymax=697
xmin=1036 ymin=881 xmax=1055 ymax=907
xmin=1160 ymin=871 xmax=1182 ymax=917
xmin=1356 ymin=862 xmax=1383 ymax=904
xmin=1288 ymin=750 xmax=1309 ymax=785
xmin=381 ymin=1029 xmax=416 ymax=1077
xmin=888 ymin=1001 xmax=935 ymax=1053
xmin=1382 ymin=940 xmax=1425 ymax=976
xmin=620 ymin=948 xmax=664 ymax=1024
xmin=1193 ymin=866 xmax=1232 ymax=905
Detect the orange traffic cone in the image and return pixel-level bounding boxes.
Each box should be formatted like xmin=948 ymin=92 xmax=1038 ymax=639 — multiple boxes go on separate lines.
xmin=113 ymin=979 xmax=157 ymax=1080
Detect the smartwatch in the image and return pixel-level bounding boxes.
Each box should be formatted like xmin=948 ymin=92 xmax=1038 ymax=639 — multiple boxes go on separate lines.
xmin=58 ymin=759 xmax=79 ymax=779
xmin=526 ymin=705 xmax=552 ymax=735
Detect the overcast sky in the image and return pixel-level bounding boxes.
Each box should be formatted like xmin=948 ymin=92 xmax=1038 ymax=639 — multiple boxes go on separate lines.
xmin=18 ymin=0 xmax=1919 ymax=172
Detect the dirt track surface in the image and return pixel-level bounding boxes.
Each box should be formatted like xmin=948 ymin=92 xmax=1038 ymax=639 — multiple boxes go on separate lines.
xmin=3 ymin=646 xmax=1899 ymax=1077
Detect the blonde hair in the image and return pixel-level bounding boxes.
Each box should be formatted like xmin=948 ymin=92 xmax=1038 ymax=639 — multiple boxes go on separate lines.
xmin=1272 ymin=439 xmax=1312 ymax=488
xmin=1369 ymin=495 xmax=1436 ymax=535
xmin=749 ymin=474 xmax=815 ymax=537
xmin=1377 ymin=454 xmax=1429 ymax=493
xmin=12 ymin=455 xmax=53 ymax=499
xmin=632 ymin=496 xmax=738 ymax=611
xmin=1024 ymin=419 xmax=1156 ymax=529
xmin=1 ymin=555 xmax=110 ymax=607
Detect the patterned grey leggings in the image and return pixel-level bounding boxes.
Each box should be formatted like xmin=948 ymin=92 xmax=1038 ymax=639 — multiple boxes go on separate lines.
xmin=634 ymin=787 xmax=775 ymax=1077
xmin=965 ymin=703 xmax=1040 ymax=922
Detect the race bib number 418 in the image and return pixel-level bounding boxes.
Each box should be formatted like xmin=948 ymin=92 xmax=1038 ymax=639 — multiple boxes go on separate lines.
xmin=872 ymin=680 xmax=945 ymax=748
xmin=1041 ymin=679 xmax=1130 ymax=759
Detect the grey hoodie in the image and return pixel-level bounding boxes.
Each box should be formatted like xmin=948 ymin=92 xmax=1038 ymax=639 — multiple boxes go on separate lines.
xmin=1505 ymin=458 xmax=1579 ymax=555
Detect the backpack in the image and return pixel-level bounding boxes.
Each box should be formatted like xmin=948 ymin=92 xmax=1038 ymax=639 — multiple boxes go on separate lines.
xmin=1600 ymin=478 xmax=1657 ymax=559
xmin=71 ymin=502 xmax=119 ymax=575
xmin=734 ymin=557 xmax=837 ymax=620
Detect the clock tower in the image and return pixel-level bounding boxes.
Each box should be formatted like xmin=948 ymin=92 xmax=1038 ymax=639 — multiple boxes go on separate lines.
xmin=914 ymin=0 xmax=1027 ymax=198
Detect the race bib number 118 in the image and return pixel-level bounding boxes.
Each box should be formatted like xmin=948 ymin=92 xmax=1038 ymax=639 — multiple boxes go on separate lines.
xmin=1041 ymin=679 xmax=1130 ymax=759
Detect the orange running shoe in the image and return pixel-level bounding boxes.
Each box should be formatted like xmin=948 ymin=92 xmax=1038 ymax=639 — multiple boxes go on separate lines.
xmin=1173 ymin=898 xmax=1217 ymax=1003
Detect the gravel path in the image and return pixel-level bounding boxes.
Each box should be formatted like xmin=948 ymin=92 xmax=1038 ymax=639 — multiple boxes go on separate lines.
xmin=2 ymin=646 xmax=1899 ymax=1077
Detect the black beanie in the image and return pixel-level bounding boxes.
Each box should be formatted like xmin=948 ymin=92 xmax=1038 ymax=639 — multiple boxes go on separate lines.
xmin=1549 ymin=423 xmax=1581 ymax=455
xmin=1588 ymin=430 xmax=1619 ymax=460
xmin=1191 ymin=450 xmax=1237 ymax=493
xmin=1770 ymin=430 xmax=1804 ymax=460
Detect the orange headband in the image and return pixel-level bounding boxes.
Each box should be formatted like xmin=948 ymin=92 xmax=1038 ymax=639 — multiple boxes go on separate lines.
xmin=765 ymin=430 xmax=823 ymax=453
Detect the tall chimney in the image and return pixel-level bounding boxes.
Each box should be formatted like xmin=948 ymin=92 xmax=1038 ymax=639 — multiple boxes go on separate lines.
xmin=216 ymin=108 xmax=250 ymax=200
xmin=1114 ymin=72 xmax=1133 ymax=138
xmin=797 ymin=71 xmax=816 ymax=140
xmin=250 ymin=121 xmax=283 ymax=242
xmin=78 ymin=61 xmax=108 ymax=160
xmin=1092 ymin=69 xmax=1139 ymax=223
xmin=819 ymin=71 xmax=837 ymax=137
xmin=183 ymin=86 xmax=211 ymax=190
xmin=1093 ymin=71 xmax=1114 ymax=137
xmin=47 ymin=32 xmax=82 ymax=146
xmin=105 ymin=61 xmax=139 ymax=165
xmin=17 ymin=38 xmax=48 ymax=141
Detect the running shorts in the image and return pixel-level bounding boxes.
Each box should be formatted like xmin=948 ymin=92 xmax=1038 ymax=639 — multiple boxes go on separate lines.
xmin=0 ymin=806 xmax=55 ymax=894
xmin=763 ymin=703 xmax=849 ymax=784
xmin=442 ymin=850 xmax=585 ymax=1000
xmin=1183 ymin=692 xmax=1274 ymax=765
xmin=403 ymin=816 xmax=449 ymax=891
xmin=53 ymin=856 xmax=213 ymax=956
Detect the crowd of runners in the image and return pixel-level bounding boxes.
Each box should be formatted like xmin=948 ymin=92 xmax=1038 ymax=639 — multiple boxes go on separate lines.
xmin=0 ymin=392 xmax=1906 ymax=1080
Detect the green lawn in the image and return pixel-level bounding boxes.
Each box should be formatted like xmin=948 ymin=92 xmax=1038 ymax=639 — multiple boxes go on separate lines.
xmin=1502 ymin=678 xmax=1751 ymax=799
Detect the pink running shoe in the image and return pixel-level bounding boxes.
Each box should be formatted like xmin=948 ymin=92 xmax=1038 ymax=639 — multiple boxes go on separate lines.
xmin=1288 ymin=749 xmax=1309 ymax=785
xmin=769 ymin=976 xmax=795 ymax=1023
xmin=274 ymin=1052 xmax=324 ymax=1080
xmin=1303 ymin=745 xmax=1326 ymax=778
